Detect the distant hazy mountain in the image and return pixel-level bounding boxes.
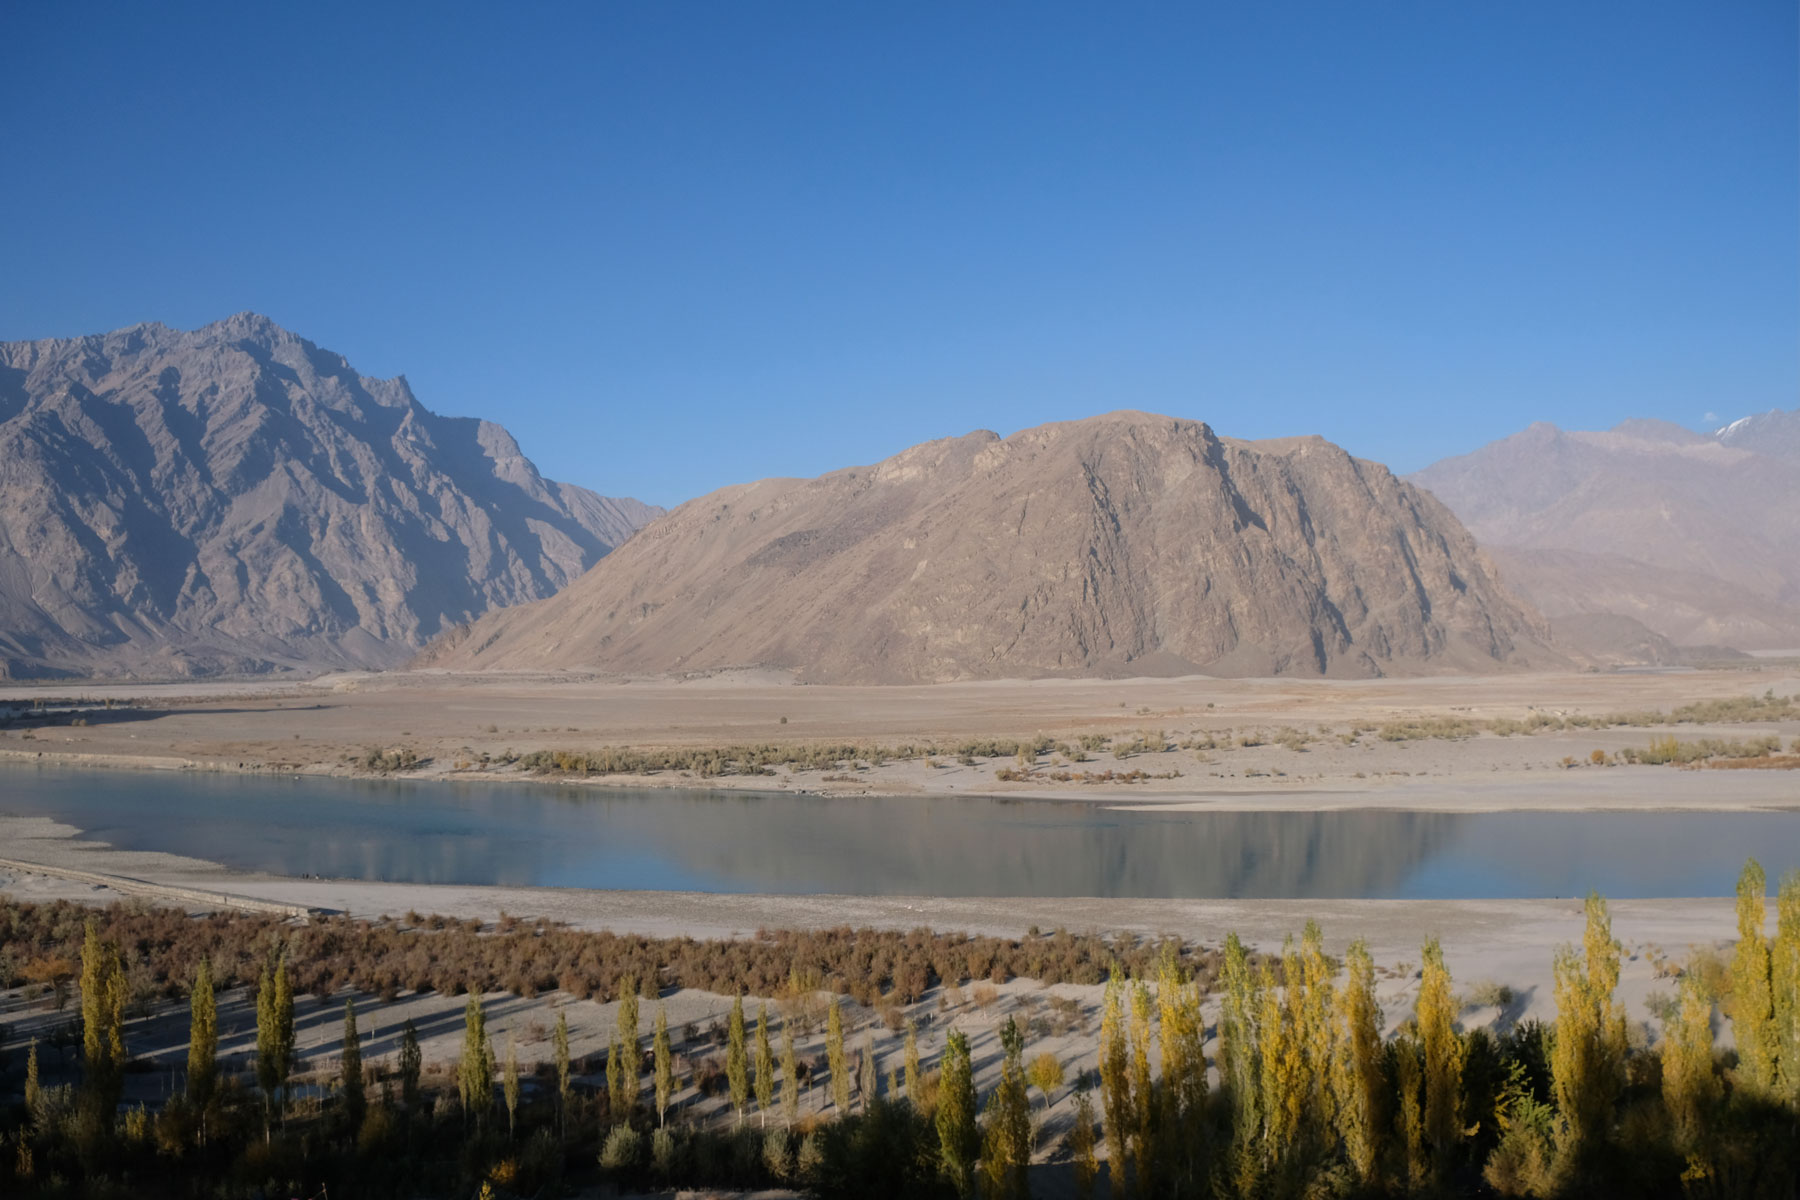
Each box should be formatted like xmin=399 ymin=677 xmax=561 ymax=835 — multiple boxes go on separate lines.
xmin=0 ymin=314 xmax=662 ymax=679
xmin=1716 ymin=408 xmax=1800 ymax=459
xmin=419 ymin=411 xmax=1556 ymax=683
xmin=1410 ymin=412 xmax=1800 ymax=651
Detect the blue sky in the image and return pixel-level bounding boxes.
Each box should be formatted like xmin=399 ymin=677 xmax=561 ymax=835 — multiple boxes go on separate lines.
xmin=4 ymin=2 xmax=1793 ymax=507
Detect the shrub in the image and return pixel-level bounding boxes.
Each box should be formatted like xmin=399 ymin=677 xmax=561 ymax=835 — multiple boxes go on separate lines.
xmin=600 ymin=1123 xmax=643 ymax=1171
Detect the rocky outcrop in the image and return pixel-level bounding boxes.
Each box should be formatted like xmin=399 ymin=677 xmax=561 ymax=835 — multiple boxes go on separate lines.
xmin=419 ymin=411 xmax=1556 ymax=682
xmin=0 ymin=314 xmax=661 ymax=678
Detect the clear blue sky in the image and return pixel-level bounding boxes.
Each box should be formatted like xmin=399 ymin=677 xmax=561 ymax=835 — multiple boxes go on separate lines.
xmin=4 ymin=2 xmax=1794 ymax=507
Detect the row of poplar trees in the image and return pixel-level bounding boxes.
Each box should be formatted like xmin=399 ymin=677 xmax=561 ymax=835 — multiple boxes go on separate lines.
xmin=19 ymin=860 xmax=1800 ymax=1197
xmin=1085 ymin=859 xmax=1800 ymax=1199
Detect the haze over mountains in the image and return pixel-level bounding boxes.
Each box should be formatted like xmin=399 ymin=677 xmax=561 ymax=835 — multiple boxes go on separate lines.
xmin=420 ymin=412 xmax=1556 ymax=683
xmin=0 ymin=315 xmax=660 ymax=679
xmin=1410 ymin=413 xmax=1800 ymax=654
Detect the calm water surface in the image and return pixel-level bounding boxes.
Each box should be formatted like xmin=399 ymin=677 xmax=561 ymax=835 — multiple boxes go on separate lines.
xmin=1 ymin=767 xmax=1795 ymax=898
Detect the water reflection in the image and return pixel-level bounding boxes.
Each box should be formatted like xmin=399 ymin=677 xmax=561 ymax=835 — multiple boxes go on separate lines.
xmin=0 ymin=767 xmax=1795 ymax=898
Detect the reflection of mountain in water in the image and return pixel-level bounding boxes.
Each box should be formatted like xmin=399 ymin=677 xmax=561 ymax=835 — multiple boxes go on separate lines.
xmin=10 ymin=769 xmax=1795 ymax=899
xmin=534 ymin=791 xmax=1464 ymax=898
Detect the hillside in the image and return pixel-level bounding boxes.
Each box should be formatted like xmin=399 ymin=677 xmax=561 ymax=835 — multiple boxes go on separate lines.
xmin=419 ymin=412 xmax=1556 ymax=683
xmin=1410 ymin=414 xmax=1800 ymax=651
xmin=0 ymin=314 xmax=661 ymax=678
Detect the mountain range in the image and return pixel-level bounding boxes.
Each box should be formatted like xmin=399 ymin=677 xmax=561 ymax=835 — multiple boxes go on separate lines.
xmin=0 ymin=314 xmax=660 ymax=678
xmin=6 ymin=313 xmax=1791 ymax=682
xmin=1409 ymin=413 xmax=1800 ymax=653
xmin=417 ymin=411 xmax=1556 ymax=683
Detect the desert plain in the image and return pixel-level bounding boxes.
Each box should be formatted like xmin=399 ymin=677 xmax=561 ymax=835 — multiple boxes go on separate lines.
xmin=2 ymin=662 xmax=1797 ymax=1140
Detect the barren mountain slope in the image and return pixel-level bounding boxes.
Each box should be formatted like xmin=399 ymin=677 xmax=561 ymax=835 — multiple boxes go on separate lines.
xmin=0 ymin=315 xmax=661 ymax=679
xmin=1410 ymin=415 xmax=1800 ymax=650
xmin=420 ymin=412 xmax=1556 ymax=683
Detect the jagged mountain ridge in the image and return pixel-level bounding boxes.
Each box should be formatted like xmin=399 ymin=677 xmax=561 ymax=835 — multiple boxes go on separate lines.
xmin=1410 ymin=411 xmax=1800 ymax=650
xmin=0 ymin=314 xmax=662 ymax=678
xmin=418 ymin=411 xmax=1557 ymax=683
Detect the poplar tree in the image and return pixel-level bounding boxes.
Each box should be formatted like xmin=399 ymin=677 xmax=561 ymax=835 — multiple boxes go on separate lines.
xmin=187 ymin=958 xmax=218 ymax=1118
xmin=1156 ymin=946 xmax=1205 ymax=1132
xmin=616 ymin=978 xmax=641 ymax=1114
xmin=1395 ymin=1039 xmax=1427 ymax=1189
xmin=503 ymin=1033 xmax=520 ymax=1140
xmin=80 ymin=920 xmax=127 ymax=1122
xmin=399 ymin=1019 xmax=422 ymax=1110
xmin=1333 ymin=938 xmax=1384 ymax=1184
xmin=553 ymin=1010 xmax=571 ymax=1138
xmin=858 ymin=1032 xmax=879 ymax=1111
xmin=1418 ymin=936 xmax=1465 ymax=1173
xmin=25 ymin=1039 xmax=41 ymax=1127
xmin=606 ymin=1036 xmax=626 ymax=1118
xmin=1127 ymin=980 xmax=1157 ymax=1190
xmin=1098 ymin=973 xmax=1133 ymax=1190
xmin=754 ymin=1005 xmax=774 ymax=1125
xmin=935 ymin=1029 xmax=978 ymax=1198
xmin=780 ymin=1020 xmax=799 ymax=1123
xmin=653 ymin=1005 xmax=673 ymax=1127
xmin=459 ymin=990 xmax=493 ymax=1126
xmin=727 ymin=994 xmax=749 ymax=1122
xmin=1258 ymin=957 xmax=1301 ymax=1165
xmin=1769 ymin=869 xmax=1800 ymax=1102
xmin=1070 ymin=1086 xmax=1100 ymax=1200
xmin=1550 ymin=892 xmax=1626 ymax=1169
xmin=1730 ymin=858 xmax=1776 ymax=1095
xmin=904 ymin=1019 xmax=923 ymax=1107
xmin=1298 ymin=921 xmax=1336 ymax=1139
xmin=826 ymin=997 xmax=849 ymax=1113
xmin=256 ymin=950 xmax=295 ymax=1131
xmin=1660 ymin=966 xmax=1720 ymax=1159
xmin=979 ymin=1031 xmax=1031 ymax=1200
xmin=341 ymin=998 xmax=365 ymax=1133
xmin=1218 ymin=932 xmax=1260 ymax=1163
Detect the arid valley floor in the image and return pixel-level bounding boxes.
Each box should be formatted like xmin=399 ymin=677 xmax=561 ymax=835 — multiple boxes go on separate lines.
xmin=3 ymin=664 xmax=1797 ymax=1174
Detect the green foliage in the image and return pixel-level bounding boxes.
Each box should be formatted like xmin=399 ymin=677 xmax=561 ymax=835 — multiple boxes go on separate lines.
xmin=654 ymin=1003 xmax=673 ymax=1126
xmin=552 ymin=1008 xmax=570 ymax=1133
xmin=79 ymin=919 xmax=127 ymax=1121
xmin=398 ymin=1018 xmax=421 ymax=1109
xmin=781 ymin=1019 xmax=800 ymax=1123
xmin=753 ymin=1003 xmax=774 ymax=1121
xmin=727 ymin=994 xmax=749 ymax=1120
xmin=458 ymin=990 xmax=492 ymax=1124
xmin=934 ymin=1030 xmax=978 ymax=1197
xmin=255 ymin=948 xmax=295 ymax=1124
xmin=1731 ymin=859 xmax=1778 ymax=1097
xmin=186 ymin=957 xmax=217 ymax=1113
xmin=827 ymin=996 xmax=849 ymax=1113
xmin=599 ymin=1122 xmax=642 ymax=1172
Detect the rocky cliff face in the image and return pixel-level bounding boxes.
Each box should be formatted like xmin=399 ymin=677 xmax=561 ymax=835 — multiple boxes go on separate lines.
xmin=419 ymin=411 xmax=1555 ymax=682
xmin=1410 ymin=413 xmax=1800 ymax=650
xmin=0 ymin=314 xmax=661 ymax=678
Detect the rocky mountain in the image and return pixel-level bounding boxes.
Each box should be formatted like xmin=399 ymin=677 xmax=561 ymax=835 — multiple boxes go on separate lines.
xmin=0 ymin=314 xmax=662 ymax=679
xmin=1410 ymin=412 xmax=1800 ymax=651
xmin=418 ymin=411 xmax=1556 ymax=683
